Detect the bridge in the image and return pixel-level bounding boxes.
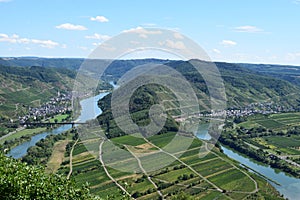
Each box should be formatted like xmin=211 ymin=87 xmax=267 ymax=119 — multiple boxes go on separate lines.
xmin=21 ymin=122 xmax=87 ymax=128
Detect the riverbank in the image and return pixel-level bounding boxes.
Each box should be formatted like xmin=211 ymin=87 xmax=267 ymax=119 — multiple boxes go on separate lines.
xmin=6 ymin=89 xmax=111 ymax=159
xmin=0 ymin=127 xmax=47 ymax=149
xmin=220 ymin=144 xmax=300 ymax=200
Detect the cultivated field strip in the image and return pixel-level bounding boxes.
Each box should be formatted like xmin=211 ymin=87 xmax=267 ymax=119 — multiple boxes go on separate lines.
xmin=60 ymin=132 xmax=261 ymax=199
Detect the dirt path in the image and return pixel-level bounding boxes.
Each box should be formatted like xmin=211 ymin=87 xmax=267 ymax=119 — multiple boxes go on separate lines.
xmin=142 ymin=138 xmax=224 ymax=193
xmin=98 ymin=140 xmax=132 ymax=198
xmin=67 ymin=139 xmax=79 ymax=179
xmin=124 ymin=145 xmax=164 ymax=198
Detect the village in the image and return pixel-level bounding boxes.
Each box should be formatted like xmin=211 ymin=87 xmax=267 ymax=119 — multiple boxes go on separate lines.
xmin=18 ymin=91 xmax=72 ymax=124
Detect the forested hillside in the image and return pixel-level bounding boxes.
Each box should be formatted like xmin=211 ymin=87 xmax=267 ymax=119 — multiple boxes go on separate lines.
xmin=0 ymin=65 xmax=75 ymax=118
xmin=2 ymin=57 xmax=300 ymax=114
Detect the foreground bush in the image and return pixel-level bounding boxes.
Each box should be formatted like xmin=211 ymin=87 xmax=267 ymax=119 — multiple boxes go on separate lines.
xmin=0 ymin=153 xmax=97 ymax=200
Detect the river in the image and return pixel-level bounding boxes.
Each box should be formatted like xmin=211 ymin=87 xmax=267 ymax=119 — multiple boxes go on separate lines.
xmin=196 ymin=124 xmax=300 ymax=200
xmin=7 ymin=92 xmax=109 ymax=159
xmin=7 ymin=88 xmax=299 ymax=199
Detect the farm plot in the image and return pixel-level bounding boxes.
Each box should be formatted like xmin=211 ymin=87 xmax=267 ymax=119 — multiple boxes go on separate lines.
xmin=191 ymin=159 xmax=233 ymax=177
xmin=111 ymin=135 xmax=146 ymax=146
xmin=208 ymin=168 xmax=256 ymax=193
xmin=254 ymin=119 xmax=284 ymax=129
xmin=263 ymin=136 xmax=300 ymax=155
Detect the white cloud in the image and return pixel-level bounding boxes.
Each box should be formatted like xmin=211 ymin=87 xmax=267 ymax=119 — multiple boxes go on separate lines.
xmin=30 ymin=39 xmax=59 ymax=48
xmin=234 ymin=25 xmax=263 ymax=33
xmin=173 ymin=32 xmax=184 ymax=39
xmin=90 ymin=16 xmax=109 ymax=22
xmin=212 ymin=49 xmax=221 ymax=54
xmin=55 ymin=23 xmax=87 ymax=31
xmin=92 ymin=42 xmax=102 ymax=46
xmin=85 ymin=33 xmax=110 ymax=40
xmin=0 ymin=33 xmax=19 ymax=43
xmin=0 ymin=0 xmax=11 ymax=2
xmin=286 ymin=52 xmax=300 ymax=61
xmin=79 ymin=46 xmax=89 ymax=51
xmin=220 ymin=40 xmax=237 ymax=46
xmin=162 ymin=39 xmax=186 ymax=50
xmin=123 ymin=27 xmax=162 ymax=38
xmin=0 ymin=33 xmax=60 ymax=48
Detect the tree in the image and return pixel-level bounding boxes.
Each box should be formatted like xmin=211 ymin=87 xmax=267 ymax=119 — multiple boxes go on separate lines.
xmin=0 ymin=153 xmax=96 ymax=200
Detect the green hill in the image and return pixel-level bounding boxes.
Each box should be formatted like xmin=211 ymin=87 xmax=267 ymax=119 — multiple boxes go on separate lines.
xmin=0 ymin=65 xmax=75 ymax=118
xmin=240 ymin=63 xmax=300 ymax=86
xmin=2 ymin=57 xmax=300 ymax=109
xmin=103 ymin=59 xmax=300 ymax=108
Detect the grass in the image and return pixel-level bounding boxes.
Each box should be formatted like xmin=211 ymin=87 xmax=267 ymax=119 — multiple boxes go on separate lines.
xmin=155 ymin=167 xmax=195 ymax=183
xmin=263 ymin=136 xmax=300 ymax=155
xmin=264 ymin=136 xmax=300 ymax=148
xmin=49 ymin=114 xmax=69 ymax=123
xmin=74 ymin=168 xmax=111 ymax=186
xmin=196 ymin=191 xmax=225 ymax=200
xmin=240 ymin=112 xmax=300 ymax=130
xmin=148 ymin=132 xmax=176 ymax=148
xmin=180 ymin=153 xmax=217 ymax=166
xmin=111 ymin=135 xmax=146 ymax=146
xmin=90 ymin=182 xmax=121 ymax=198
xmin=192 ymin=159 xmax=232 ymax=177
xmin=269 ymin=112 xmax=300 ymax=120
xmin=72 ymin=143 xmax=88 ymax=156
xmin=0 ymin=127 xmax=47 ymax=144
xmin=238 ymin=121 xmax=259 ymax=129
xmin=45 ymin=140 xmax=69 ymax=174
xmin=127 ymin=178 xmax=155 ymax=194
xmin=72 ymin=159 xmax=101 ymax=172
xmin=254 ymin=119 xmax=284 ymax=129
xmin=208 ymin=168 xmax=255 ymax=192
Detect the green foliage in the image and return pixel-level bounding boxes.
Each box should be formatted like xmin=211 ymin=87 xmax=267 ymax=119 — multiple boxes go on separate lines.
xmin=221 ymin=115 xmax=300 ymax=177
xmin=0 ymin=65 xmax=75 ymax=118
xmin=22 ymin=132 xmax=70 ymax=165
xmin=170 ymin=191 xmax=194 ymax=200
xmin=0 ymin=153 xmax=96 ymax=200
xmin=97 ymin=84 xmax=179 ymax=139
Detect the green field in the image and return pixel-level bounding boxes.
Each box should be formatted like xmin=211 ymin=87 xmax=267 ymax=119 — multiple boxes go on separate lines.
xmin=49 ymin=114 xmax=70 ymax=123
xmin=56 ymin=132 xmax=283 ymax=199
xmin=254 ymin=119 xmax=284 ymax=129
xmin=228 ymin=112 xmax=300 ymax=179
xmin=0 ymin=127 xmax=47 ymax=144
xmin=269 ymin=112 xmax=300 ymax=126
xmin=240 ymin=112 xmax=300 ymax=130
xmin=262 ymin=136 xmax=300 ymax=155
xmin=111 ymin=135 xmax=146 ymax=146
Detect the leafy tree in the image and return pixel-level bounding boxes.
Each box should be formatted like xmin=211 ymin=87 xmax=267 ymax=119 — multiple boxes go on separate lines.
xmin=0 ymin=153 xmax=97 ymax=200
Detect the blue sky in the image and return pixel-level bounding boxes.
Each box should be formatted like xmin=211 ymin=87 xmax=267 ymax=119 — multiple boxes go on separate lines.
xmin=0 ymin=0 xmax=300 ymax=65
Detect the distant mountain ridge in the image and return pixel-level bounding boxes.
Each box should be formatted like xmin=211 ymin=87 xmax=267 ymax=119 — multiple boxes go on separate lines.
xmin=2 ymin=57 xmax=300 ymax=85
xmin=1 ymin=57 xmax=300 ymax=109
